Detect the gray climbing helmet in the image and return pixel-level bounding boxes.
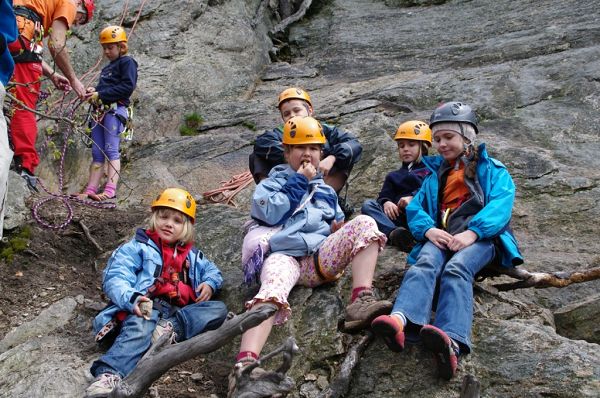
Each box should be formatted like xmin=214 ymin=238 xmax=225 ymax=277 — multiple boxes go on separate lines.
xmin=429 ymin=102 xmax=478 ymax=134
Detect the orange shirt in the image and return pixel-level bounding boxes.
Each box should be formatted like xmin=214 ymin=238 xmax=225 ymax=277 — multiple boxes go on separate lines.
xmin=442 ymin=161 xmax=470 ymax=211
xmin=14 ymin=0 xmax=77 ymax=38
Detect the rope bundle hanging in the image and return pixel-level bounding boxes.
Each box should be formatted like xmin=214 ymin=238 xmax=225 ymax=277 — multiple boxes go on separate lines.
xmin=202 ymin=171 xmax=254 ymax=207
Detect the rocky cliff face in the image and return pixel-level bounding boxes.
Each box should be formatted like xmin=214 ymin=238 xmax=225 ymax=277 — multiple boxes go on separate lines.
xmin=2 ymin=0 xmax=599 ymax=397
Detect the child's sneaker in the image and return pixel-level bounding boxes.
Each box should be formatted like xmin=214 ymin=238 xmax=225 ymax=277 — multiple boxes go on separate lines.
xmin=344 ymin=290 xmax=392 ymax=331
xmin=371 ymin=315 xmax=405 ymax=352
xmin=419 ymin=324 xmax=460 ymax=380
xmin=85 ymin=373 xmax=121 ymax=397
xmin=151 ymin=319 xmax=177 ymax=344
xmin=388 ymin=227 xmax=416 ymax=253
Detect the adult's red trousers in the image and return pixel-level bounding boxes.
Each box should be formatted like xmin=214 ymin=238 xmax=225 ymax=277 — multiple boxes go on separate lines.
xmin=8 ymin=39 xmax=42 ymax=174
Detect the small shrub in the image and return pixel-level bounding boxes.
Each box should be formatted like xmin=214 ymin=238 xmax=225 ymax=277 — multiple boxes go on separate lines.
xmin=179 ymin=112 xmax=204 ymax=136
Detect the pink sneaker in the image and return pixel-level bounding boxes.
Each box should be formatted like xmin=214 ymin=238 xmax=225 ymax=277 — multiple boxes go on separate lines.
xmin=371 ymin=315 xmax=405 ymax=352
xmin=420 ymin=325 xmax=460 ymax=380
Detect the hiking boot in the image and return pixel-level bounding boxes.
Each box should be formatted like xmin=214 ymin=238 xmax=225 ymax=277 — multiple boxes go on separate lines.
xmin=420 ymin=325 xmax=460 ymax=380
xmin=18 ymin=168 xmax=39 ymax=193
xmin=344 ymin=290 xmax=392 ymax=332
xmin=151 ymin=319 xmax=177 ymax=344
xmin=388 ymin=227 xmax=415 ymax=253
xmin=227 ymin=358 xmax=266 ymax=398
xmin=85 ymin=373 xmax=121 ymax=397
xmin=371 ymin=314 xmax=405 ymax=352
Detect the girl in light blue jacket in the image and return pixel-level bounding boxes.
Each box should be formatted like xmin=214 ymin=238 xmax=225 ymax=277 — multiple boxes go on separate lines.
xmin=86 ymin=188 xmax=227 ymax=397
xmin=230 ymin=117 xmax=390 ymax=393
xmin=372 ymin=102 xmax=523 ymax=381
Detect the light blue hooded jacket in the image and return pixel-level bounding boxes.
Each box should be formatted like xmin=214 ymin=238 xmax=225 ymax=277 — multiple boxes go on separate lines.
xmin=406 ymin=144 xmax=523 ymax=267
xmin=92 ymin=229 xmax=223 ymax=334
xmin=251 ymin=164 xmax=344 ymax=257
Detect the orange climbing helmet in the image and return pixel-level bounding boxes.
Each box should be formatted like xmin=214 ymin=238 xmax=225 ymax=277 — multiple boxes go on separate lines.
xmin=394 ymin=120 xmax=432 ymax=146
xmin=99 ymin=26 xmax=128 ymax=44
xmin=278 ymin=87 xmax=312 ymax=109
xmin=151 ymin=188 xmax=196 ymax=222
xmin=283 ymin=116 xmax=326 ymax=145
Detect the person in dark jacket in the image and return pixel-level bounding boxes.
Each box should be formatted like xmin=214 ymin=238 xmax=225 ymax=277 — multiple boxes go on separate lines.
xmin=249 ymin=87 xmax=362 ymax=215
xmin=371 ymin=102 xmax=523 ymax=381
xmin=77 ymin=25 xmax=137 ymax=202
xmin=361 ymin=120 xmax=432 ymax=252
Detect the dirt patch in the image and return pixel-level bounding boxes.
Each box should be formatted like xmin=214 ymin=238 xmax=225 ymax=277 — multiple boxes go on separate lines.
xmin=0 ymin=202 xmax=230 ymax=397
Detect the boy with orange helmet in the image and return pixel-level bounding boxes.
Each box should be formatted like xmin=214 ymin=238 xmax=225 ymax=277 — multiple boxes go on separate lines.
xmin=361 ymin=120 xmax=432 ymax=252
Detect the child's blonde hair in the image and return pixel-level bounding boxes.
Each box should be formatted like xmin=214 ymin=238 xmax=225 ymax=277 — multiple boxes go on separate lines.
xmin=148 ymin=207 xmax=195 ymax=244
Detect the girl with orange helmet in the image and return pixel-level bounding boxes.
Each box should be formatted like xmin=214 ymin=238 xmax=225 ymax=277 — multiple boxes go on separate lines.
xmin=361 ymin=120 xmax=432 ymax=252
xmin=86 ymin=188 xmax=227 ymax=397
xmin=75 ymin=26 xmax=138 ymax=202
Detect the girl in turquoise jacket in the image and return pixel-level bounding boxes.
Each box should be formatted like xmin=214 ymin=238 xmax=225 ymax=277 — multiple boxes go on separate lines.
xmin=371 ymin=102 xmax=523 ymax=381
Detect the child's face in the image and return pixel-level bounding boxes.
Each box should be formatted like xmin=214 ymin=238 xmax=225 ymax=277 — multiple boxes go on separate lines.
xmin=285 ymin=144 xmax=322 ymax=171
xmin=396 ymin=139 xmax=421 ymax=163
xmin=154 ymin=208 xmax=186 ymax=244
xmin=433 ymin=130 xmax=465 ymax=161
xmin=279 ymin=99 xmax=313 ymax=123
xmin=102 ymin=43 xmax=120 ymax=61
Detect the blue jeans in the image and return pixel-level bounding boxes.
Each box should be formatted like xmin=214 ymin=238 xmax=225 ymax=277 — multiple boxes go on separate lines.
xmin=361 ymin=199 xmax=407 ymax=236
xmin=392 ymin=241 xmax=494 ymax=352
xmin=91 ymin=300 xmax=227 ymax=378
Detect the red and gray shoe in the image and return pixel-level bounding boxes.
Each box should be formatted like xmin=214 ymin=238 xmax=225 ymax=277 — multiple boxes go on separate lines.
xmin=420 ymin=325 xmax=460 ymax=380
xmin=371 ymin=315 xmax=405 ymax=352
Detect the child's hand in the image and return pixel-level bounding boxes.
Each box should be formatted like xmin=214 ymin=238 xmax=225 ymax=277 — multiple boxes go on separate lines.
xmin=133 ymin=296 xmax=152 ymax=318
xmin=425 ymin=228 xmax=453 ymax=249
xmin=447 ymin=230 xmax=478 ymax=252
xmin=318 ymin=155 xmax=336 ymax=176
xmin=331 ymin=219 xmax=345 ymax=233
xmin=397 ymin=196 xmax=413 ymax=210
xmin=383 ymin=201 xmax=400 ymax=220
xmin=84 ymin=90 xmax=98 ymax=103
xmin=298 ymin=161 xmax=317 ymax=180
xmin=195 ymin=283 xmax=213 ymax=302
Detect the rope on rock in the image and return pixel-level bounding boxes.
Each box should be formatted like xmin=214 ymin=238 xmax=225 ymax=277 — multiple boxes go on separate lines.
xmin=202 ymin=171 xmax=254 ymax=207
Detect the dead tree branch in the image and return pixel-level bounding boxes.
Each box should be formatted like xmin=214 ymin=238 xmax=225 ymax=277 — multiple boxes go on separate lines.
xmin=490 ymin=266 xmax=600 ymax=291
xmin=317 ymin=332 xmax=374 ymax=398
xmin=76 ymin=220 xmax=103 ymax=252
xmin=109 ymin=304 xmax=278 ymax=398
xmin=271 ymin=0 xmax=313 ymax=35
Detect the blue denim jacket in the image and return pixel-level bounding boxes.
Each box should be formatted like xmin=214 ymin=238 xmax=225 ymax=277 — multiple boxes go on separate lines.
xmin=92 ymin=229 xmax=223 ymax=334
xmin=251 ymin=165 xmax=344 ymax=257
xmin=406 ymin=143 xmax=523 ymax=267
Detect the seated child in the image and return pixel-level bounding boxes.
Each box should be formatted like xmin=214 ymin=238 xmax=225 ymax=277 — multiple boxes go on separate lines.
xmin=85 ymin=188 xmax=227 ymax=397
xmin=249 ymin=87 xmax=362 ymax=212
xmin=371 ymin=102 xmax=523 ymax=380
xmin=230 ymin=116 xmax=391 ymax=396
xmin=361 ymin=120 xmax=431 ymax=252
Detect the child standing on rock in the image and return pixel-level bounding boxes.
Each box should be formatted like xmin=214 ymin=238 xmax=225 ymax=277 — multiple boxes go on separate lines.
xmin=77 ymin=26 xmax=137 ymax=201
xmin=86 ymin=188 xmax=227 ymax=397
xmin=361 ymin=120 xmax=432 ymax=252
xmin=371 ymin=102 xmax=523 ymax=380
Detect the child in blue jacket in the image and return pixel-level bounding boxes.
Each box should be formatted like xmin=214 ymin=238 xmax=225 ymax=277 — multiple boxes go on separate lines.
xmin=86 ymin=188 xmax=227 ymax=397
xmin=249 ymin=87 xmax=362 ymax=216
xmin=361 ymin=120 xmax=431 ymax=252
xmin=229 ymin=116 xmax=390 ymax=396
xmin=371 ymin=102 xmax=523 ymax=380
xmin=77 ymin=26 xmax=138 ymax=202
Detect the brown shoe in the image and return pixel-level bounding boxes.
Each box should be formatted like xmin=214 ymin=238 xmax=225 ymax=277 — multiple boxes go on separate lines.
xmin=389 ymin=227 xmax=416 ymax=253
xmin=344 ymin=290 xmax=392 ymax=332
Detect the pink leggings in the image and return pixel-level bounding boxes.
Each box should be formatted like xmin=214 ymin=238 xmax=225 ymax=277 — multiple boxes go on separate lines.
xmin=245 ymin=215 xmax=386 ymax=324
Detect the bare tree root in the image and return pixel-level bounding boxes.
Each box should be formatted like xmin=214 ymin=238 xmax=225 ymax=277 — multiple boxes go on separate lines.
xmin=108 ymin=304 xmax=278 ymax=398
xmin=76 ymin=219 xmax=103 ymax=252
xmin=271 ymin=0 xmax=313 ymax=34
xmin=317 ymin=332 xmax=374 ymax=398
xmin=229 ymin=337 xmax=299 ymax=398
xmin=489 ymin=266 xmax=600 ymax=291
